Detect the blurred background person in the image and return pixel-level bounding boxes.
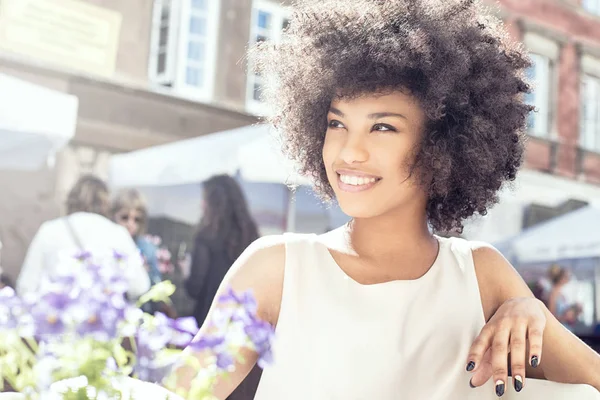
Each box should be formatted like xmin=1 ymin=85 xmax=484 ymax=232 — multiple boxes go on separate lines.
xmin=185 ymin=174 xmax=259 ymax=326
xmin=16 ymin=175 xmax=150 ymax=299
xmin=112 ymin=189 xmax=177 ymax=317
xmin=185 ymin=174 xmax=260 ymax=400
xmin=547 ymin=264 xmax=583 ymax=329
xmin=112 ymin=189 xmax=162 ymax=286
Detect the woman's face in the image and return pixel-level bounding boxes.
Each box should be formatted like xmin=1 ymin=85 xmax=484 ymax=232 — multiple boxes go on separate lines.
xmin=322 ymin=91 xmax=427 ymax=219
xmin=115 ymin=208 xmax=143 ymax=237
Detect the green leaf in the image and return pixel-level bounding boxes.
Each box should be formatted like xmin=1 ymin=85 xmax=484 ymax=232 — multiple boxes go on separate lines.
xmin=137 ymin=281 xmax=176 ymax=306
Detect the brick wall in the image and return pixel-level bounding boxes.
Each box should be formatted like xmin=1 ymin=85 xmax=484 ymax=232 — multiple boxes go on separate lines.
xmin=499 ymin=0 xmax=600 ymax=181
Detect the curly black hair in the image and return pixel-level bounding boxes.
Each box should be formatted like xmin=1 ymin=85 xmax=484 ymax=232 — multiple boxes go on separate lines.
xmin=251 ymin=0 xmax=533 ymax=233
xmin=197 ymin=175 xmax=259 ymax=261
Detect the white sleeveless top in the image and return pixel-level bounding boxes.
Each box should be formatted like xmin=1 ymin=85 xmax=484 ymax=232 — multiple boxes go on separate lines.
xmin=254 ymin=233 xmax=498 ymax=400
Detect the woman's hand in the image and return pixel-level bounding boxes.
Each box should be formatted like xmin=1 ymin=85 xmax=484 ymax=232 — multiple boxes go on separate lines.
xmin=466 ymin=297 xmax=547 ymax=396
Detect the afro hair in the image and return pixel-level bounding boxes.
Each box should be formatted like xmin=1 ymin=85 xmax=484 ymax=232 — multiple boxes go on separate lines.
xmin=251 ymin=0 xmax=534 ymax=233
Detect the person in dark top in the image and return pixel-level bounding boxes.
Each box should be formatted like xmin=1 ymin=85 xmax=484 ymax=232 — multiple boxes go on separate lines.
xmin=185 ymin=174 xmax=261 ymax=400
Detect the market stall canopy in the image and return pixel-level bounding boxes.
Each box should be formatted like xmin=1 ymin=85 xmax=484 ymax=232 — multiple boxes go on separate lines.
xmin=0 ymin=73 xmax=78 ymax=170
xmin=108 ymin=124 xmax=311 ymax=188
xmin=495 ymin=206 xmax=600 ymax=264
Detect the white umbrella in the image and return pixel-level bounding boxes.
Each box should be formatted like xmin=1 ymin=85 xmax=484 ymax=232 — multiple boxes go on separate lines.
xmin=0 ymin=73 xmax=78 ymax=170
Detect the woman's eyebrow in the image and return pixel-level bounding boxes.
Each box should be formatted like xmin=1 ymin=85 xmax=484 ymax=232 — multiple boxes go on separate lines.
xmin=328 ymin=107 xmax=345 ymax=117
xmin=367 ymin=112 xmax=407 ymax=120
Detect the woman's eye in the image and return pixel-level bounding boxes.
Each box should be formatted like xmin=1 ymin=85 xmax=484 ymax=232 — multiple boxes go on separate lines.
xmin=328 ymin=120 xmax=345 ymax=129
xmin=372 ymin=123 xmax=397 ymax=132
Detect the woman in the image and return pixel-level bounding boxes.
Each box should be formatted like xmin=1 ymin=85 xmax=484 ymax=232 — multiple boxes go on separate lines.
xmin=179 ymin=0 xmax=600 ymax=398
xmin=547 ymin=265 xmax=582 ymax=327
xmin=16 ymin=175 xmax=149 ymax=299
xmin=185 ymin=175 xmax=261 ymax=400
xmin=112 ymin=189 xmax=162 ymax=288
xmin=185 ymin=175 xmax=259 ymax=327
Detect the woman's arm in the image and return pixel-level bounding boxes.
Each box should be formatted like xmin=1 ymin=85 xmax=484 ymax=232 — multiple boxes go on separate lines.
xmin=473 ymin=244 xmax=600 ymax=391
xmin=175 ymin=235 xmax=286 ymax=399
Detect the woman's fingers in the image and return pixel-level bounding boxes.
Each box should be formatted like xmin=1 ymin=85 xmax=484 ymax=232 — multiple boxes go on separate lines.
xmin=466 ymin=324 xmax=494 ymax=373
xmin=527 ymin=319 xmax=545 ymax=368
xmin=490 ymin=320 xmax=511 ymax=397
xmin=469 ymin=348 xmax=493 ymax=388
xmin=509 ymin=321 xmax=528 ymax=393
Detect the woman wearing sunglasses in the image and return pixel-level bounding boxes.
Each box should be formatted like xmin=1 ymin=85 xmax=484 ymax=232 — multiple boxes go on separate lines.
xmin=112 ymin=190 xmax=163 ymax=307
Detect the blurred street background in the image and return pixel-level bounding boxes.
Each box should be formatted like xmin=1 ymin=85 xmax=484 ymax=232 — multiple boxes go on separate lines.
xmin=1 ymin=0 xmax=600 ymax=347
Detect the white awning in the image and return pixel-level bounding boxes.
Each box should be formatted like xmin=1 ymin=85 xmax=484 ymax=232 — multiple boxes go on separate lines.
xmin=495 ymin=206 xmax=600 ymax=264
xmin=108 ymin=124 xmax=311 ymax=188
xmin=0 ymin=73 xmax=78 ymax=170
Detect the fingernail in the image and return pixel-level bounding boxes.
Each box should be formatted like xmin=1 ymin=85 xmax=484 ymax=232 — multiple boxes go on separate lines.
xmin=495 ymin=380 xmax=505 ymax=397
xmin=466 ymin=361 xmax=475 ymax=371
xmin=469 ymin=379 xmax=475 ymax=389
xmin=531 ymin=355 xmax=539 ymax=368
xmin=514 ymin=375 xmax=523 ymax=392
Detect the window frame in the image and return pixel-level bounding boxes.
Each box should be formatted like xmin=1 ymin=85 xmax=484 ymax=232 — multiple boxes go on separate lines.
xmin=148 ymin=0 xmax=221 ymax=102
xmin=580 ymin=74 xmax=600 ymax=153
xmin=525 ymin=53 xmax=552 ymax=138
xmin=148 ymin=0 xmax=180 ymax=84
xmin=246 ymin=0 xmax=290 ymax=115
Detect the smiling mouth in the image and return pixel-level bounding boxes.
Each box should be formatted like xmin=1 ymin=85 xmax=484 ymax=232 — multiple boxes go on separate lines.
xmin=337 ymin=173 xmax=381 ymax=192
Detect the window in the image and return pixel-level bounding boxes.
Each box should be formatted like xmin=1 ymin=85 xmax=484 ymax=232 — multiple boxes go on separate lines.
xmin=583 ymin=0 xmax=600 ymax=16
xmin=246 ymin=0 xmax=290 ymax=115
xmin=580 ymin=75 xmax=600 ymax=152
xmin=149 ymin=0 xmax=220 ymax=101
xmin=525 ymin=54 xmax=551 ymax=138
xmin=149 ymin=0 xmax=178 ymax=84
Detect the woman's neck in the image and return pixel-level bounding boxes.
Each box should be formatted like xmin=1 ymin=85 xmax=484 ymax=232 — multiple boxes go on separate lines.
xmin=346 ymin=206 xmax=435 ymax=262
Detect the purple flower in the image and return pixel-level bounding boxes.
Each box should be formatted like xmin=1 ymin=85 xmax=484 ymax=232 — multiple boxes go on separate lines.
xmin=168 ymin=316 xmax=199 ymax=336
xmin=186 ymin=287 xmax=276 ymax=370
xmin=244 ymin=316 xmax=275 ymax=368
xmin=188 ymin=335 xmax=225 ymax=352
xmin=74 ymin=250 xmax=92 ymax=261
xmin=133 ymin=318 xmax=182 ymax=383
xmin=29 ymin=292 xmax=73 ymax=336
xmin=74 ymin=299 xmax=122 ymax=340
xmin=188 ymin=334 xmax=236 ymax=371
xmin=112 ymin=249 xmax=127 ymax=262
xmin=216 ymin=352 xmax=235 ymax=370
xmin=218 ymin=288 xmax=258 ymax=315
xmin=0 ymin=287 xmax=26 ymax=330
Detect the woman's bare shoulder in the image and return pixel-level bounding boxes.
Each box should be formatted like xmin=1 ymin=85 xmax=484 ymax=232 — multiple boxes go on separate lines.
xmin=467 ymin=240 xmax=533 ymax=320
xmin=222 ymin=235 xmax=288 ymax=325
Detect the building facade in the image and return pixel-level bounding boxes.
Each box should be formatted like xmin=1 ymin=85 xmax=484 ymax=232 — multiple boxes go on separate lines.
xmin=0 ymin=0 xmax=270 ymax=277
xmin=463 ymin=0 xmax=600 ymax=242
xmin=1 ymin=0 xmax=600 ymax=277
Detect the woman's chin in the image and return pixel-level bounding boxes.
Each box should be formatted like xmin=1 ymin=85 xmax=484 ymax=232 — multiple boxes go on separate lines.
xmin=336 ymin=200 xmax=382 ymax=220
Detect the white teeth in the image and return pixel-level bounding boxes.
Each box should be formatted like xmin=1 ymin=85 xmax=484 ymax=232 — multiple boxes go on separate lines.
xmin=339 ymin=174 xmax=377 ymax=186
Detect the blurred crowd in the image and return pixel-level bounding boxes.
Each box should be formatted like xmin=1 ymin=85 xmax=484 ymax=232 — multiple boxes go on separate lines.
xmin=4 ymin=173 xmax=262 ymax=399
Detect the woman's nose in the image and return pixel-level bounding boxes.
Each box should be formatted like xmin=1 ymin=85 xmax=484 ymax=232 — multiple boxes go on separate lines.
xmin=339 ymin=131 xmax=369 ymax=164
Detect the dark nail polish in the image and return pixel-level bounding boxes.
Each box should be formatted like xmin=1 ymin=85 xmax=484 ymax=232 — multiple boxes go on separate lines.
xmin=514 ymin=376 xmax=523 ymax=392
xmin=495 ymin=380 xmax=505 ymax=397
xmin=469 ymin=379 xmax=476 ymax=389
xmin=531 ymin=355 xmax=539 ymax=368
xmin=466 ymin=361 xmax=475 ymax=371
